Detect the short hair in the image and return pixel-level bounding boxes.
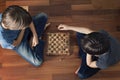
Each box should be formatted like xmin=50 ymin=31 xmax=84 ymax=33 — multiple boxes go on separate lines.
xmin=81 ymin=32 xmax=110 ymax=55
xmin=1 ymin=5 xmax=32 ymax=30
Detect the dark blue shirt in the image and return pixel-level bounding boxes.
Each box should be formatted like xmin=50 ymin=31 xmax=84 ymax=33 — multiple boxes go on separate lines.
xmin=0 ymin=13 xmax=20 ymax=49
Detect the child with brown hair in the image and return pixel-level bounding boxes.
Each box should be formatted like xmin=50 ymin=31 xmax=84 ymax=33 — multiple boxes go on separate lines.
xmin=0 ymin=5 xmax=48 ymax=67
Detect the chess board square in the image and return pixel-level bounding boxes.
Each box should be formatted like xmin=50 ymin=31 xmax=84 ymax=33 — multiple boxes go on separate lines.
xmin=47 ymin=32 xmax=70 ymax=56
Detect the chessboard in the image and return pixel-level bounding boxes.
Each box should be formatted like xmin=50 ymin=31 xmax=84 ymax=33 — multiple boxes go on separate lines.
xmin=46 ymin=32 xmax=70 ymax=56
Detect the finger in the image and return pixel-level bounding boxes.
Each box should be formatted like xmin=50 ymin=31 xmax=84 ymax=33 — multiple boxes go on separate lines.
xmin=58 ymin=26 xmax=64 ymax=29
xmin=58 ymin=24 xmax=63 ymax=27
xmin=32 ymin=42 xmax=36 ymax=47
xmin=32 ymin=42 xmax=38 ymax=47
xmin=58 ymin=25 xmax=61 ymax=29
xmin=58 ymin=24 xmax=64 ymax=30
xmin=59 ymin=27 xmax=64 ymax=30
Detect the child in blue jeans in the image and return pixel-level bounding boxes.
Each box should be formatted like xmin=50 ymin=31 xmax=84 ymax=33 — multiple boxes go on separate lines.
xmin=58 ymin=24 xmax=120 ymax=79
xmin=0 ymin=5 xmax=48 ymax=67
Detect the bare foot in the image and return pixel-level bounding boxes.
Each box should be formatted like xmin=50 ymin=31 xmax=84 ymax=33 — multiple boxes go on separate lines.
xmin=44 ymin=23 xmax=51 ymax=30
xmin=75 ymin=67 xmax=80 ymax=74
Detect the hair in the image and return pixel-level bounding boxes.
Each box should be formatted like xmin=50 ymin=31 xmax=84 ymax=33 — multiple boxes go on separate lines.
xmin=81 ymin=32 xmax=110 ymax=55
xmin=1 ymin=5 xmax=32 ymax=30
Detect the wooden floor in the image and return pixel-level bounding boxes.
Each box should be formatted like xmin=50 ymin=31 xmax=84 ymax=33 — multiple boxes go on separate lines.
xmin=0 ymin=0 xmax=120 ymax=80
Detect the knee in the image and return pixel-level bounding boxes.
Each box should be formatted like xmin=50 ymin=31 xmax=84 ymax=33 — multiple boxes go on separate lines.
xmin=32 ymin=59 xmax=43 ymax=67
xmin=77 ymin=72 xmax=87 ymax=79
xmin=37 ymin=13 xmax=48 ymax=20
xmin=41 ymin=12 xmax=48 ymax=18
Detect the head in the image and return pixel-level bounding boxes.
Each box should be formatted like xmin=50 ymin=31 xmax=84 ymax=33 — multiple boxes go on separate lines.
xmin=1 ymin=5 xmax=32 ymax=30
xmin=81 ymin=32 xmax=110 ymax=56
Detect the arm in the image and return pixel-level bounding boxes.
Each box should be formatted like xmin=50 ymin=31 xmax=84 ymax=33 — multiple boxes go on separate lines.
xmin=86 ymin=53 xmax=98 ymax=68
xmin=58 ymin=24 xmax=94 ymax=34
xmin=29 ymin=22 xmax=39 ymax=47
xmin=12 ymin=29 xmax=25 ymax=46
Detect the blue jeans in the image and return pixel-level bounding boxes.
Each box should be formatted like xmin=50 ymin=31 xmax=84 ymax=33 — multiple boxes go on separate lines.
xmin=76 ymin=32 xmax=100 ymax=79
xmin=13 ymin=13 xmax=48 ymax=67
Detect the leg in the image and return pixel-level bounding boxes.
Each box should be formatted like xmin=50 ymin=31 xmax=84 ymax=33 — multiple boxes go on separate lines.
xmin=76 ymin=32 xmax=100 ymax=79
xmin=77 ymin=53 xmax=100 ymax=79
xmin=13 ymin=29 xmax=43 ymax=67
xmin=75 ymin=32 xmax=86 ymax=74
xmin=32 ymin=13 xmax=48 ymax=38
xmin=33 ymin=39 xmax=44 ymax=60
xmin=76 ymin=32 xmax=86 ymax=57
xmin=32 ymin=13 xmax=48 ymax=62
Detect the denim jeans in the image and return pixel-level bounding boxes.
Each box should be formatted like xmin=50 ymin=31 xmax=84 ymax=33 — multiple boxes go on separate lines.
xmin=76 ymin=32 xmax=100 ymax=79
xmin=13 ymin=13 xmax=48 ymax=67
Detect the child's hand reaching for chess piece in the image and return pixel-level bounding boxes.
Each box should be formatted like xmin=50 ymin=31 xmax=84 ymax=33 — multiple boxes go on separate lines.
xmin=58 ymin=24 xmax=69 ymax=30
xmin=58 ymin=24 xmax=93 ymax=34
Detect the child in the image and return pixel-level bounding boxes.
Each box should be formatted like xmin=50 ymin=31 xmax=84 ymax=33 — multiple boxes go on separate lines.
xmin=0 ymin=5 xmax=48 ymax=67
xmin=58 ymin=24 xmax=120 ymax=79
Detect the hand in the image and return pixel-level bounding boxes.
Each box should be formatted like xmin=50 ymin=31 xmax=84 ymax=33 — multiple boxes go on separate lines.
xmin=58 ymin=24 xmax=69 ymax=30
xmin=12 ymin=40 xmax=19 ymax=47
xmin=12 ymin=40 xmax=20 ymax=47
xmin=86 ymin=53 xmax=93 ymax=66
xmin=32 ymin=35 xmax=39 ymax=47
xmin=86 ymin=53 xmax=98 ymax=68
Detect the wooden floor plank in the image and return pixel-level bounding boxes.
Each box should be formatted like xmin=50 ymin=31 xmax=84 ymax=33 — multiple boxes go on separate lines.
xmin=6 ymin=0 xmax=49 ymax=7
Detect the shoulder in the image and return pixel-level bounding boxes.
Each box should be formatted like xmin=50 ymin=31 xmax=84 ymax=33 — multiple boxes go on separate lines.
xmin=98 ymin=30 xmax=109 ymax=36
xmin=99 ymin=30 xmax=120 ymax=47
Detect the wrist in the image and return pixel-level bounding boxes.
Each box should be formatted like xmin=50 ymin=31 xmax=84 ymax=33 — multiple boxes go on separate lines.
xmin=33 ymin=34 xmax=38 ymax=39
xmin=33 ymin=33 xmax=37 ymax=37
xmin=64 ymin=25 xmax=70 ymax=30
xmin=67 ymin=26 xmax=72 ymax=30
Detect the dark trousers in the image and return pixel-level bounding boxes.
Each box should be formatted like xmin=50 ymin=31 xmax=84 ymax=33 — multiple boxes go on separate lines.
xmin=76 ymin=32 xmax=100 ymax=79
